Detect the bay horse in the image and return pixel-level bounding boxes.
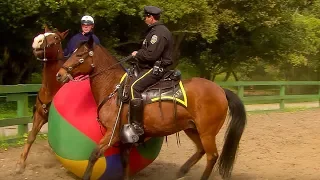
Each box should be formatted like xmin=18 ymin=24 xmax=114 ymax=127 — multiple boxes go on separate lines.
xmin=15 ymin=26 xmax=69 ymax=173
xmin=56 ymin=35 xmax=247 ymax=180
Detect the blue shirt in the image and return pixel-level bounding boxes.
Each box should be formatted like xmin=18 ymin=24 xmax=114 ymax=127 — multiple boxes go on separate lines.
xmin=63 ymin=32 xmax=100 ymax=57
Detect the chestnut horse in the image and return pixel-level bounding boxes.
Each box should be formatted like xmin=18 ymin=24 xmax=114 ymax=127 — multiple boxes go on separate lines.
xmin=15 ymin=26 xmax=69 ymax=173
xmin=56 ymin=35 xmax=247 ymax=180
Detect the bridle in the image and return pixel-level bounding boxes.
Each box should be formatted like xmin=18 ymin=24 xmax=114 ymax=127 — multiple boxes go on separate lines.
xmin=36 ymin=32 xmax=65 ymax=62
xmin=61 ymin=44 xmax=133 ymax=82
xmin=61 ymin=45 xmax=95 ymax=81
xmin=34 ymin=32 xmax=65 ymax=115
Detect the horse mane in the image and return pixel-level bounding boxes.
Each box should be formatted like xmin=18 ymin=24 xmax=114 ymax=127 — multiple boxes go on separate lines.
xmin=76 ymin=40 xmax=89 ymax=49
xmin=74 ymin=37 xmax=127 ymax=72
xmin=96 ymin=44 xmax=127 ymax=72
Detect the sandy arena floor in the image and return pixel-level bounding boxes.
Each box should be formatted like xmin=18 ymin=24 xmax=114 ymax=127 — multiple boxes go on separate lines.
xmin=1 ymin=108 xmax=320 ymax=180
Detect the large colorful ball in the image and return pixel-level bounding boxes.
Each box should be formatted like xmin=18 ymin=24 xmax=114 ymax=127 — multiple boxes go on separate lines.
xmin=48 ymin=79 xmax=163 ymax=179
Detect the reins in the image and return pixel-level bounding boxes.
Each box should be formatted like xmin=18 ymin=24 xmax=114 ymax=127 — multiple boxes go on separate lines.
xmin=88 ymin=54 xmax=133 ymax=79
xmin=63 ymin=46 xmax=133 ymax=82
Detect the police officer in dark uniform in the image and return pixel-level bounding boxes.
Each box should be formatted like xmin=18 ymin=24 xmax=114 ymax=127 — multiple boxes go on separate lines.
xmin=129 ymin=5 xmax=173 ymax=139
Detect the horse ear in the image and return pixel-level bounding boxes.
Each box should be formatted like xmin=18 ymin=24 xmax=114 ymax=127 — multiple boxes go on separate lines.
xmin=60 ymin=29 xmax=70 ymax=39
xmin=88 ymin=34 xmax=94 ymax=49
xmin=44 ymin=24 xmax=50 ymax=32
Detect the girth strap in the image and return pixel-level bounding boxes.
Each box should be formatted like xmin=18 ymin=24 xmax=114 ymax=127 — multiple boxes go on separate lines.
xmin=37 ymin=94 xmax=52 ymax=114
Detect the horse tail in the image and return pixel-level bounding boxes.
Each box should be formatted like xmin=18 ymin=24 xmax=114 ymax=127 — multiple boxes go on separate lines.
xmin=218 ymin=88 xmax=247 ymax=179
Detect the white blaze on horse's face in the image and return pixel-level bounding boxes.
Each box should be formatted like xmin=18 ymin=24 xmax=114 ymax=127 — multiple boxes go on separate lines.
xmin=32 ymin=32 xmax=55 ymax=49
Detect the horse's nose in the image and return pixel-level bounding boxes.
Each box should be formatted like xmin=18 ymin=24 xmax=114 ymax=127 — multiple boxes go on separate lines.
xmin=56 ymin=73 xmax=61 ymax=81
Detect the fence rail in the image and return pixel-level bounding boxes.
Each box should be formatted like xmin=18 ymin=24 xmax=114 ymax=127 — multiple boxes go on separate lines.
xmin=0 ymin=84 xmax=41 ymax=142
xmin=0 ymin=82 xmax=320 ymax=142
xmin=218 ymin=81 xmax=320 ymax=109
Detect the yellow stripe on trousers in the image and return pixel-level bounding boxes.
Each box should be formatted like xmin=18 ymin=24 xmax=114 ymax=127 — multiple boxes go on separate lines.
xmin=131 ymin=68 xmax=153 ymax=99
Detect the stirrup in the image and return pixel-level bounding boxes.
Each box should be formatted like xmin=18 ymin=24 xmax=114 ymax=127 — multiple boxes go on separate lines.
xmin=119 ymin=123 xmax=143 ymax=144
xmin=132 ymin=123 xmax=144 ymax=135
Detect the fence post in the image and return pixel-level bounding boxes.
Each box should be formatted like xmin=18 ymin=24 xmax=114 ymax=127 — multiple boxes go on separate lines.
xmin=237 ymin=85 xmax=244 ymax=100
xmin=280 ymin=85 xmax=285 ymax=110
xmin=7 ymin=93 xmax=29 ymax=136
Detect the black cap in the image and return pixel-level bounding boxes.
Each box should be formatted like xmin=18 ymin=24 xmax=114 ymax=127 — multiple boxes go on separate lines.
xmin=144 ymin=6 xmax=162 ymax=16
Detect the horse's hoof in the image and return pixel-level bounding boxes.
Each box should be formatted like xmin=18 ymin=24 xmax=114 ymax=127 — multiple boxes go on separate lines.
xmin=176 ymin=177 xmax=188 ymax=180
xmin=82 ymin=174 xmax=90 ymax=180
xmin=176 ymin=171 xmax=187 ymax=179
xmin=15 ymin=163 xmax=26 ymax=174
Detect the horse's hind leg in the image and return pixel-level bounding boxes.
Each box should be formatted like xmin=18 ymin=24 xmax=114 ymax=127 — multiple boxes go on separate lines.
xmin=199 ymin=135 xmax=219 ymax=180
xmin=120 ymin=143 xmax=133 ymax=180
xmin=16 ymin=110 xmax=47 ymax=173
xmin=177 ymin=128 xmax=205 ymax=179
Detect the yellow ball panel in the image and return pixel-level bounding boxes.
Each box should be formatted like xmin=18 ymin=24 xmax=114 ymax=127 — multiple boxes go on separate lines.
xmin=55 ymin=153 xmax=106 ymax=180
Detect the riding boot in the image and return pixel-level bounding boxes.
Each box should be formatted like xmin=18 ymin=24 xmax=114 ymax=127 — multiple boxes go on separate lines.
xmin=129 ymin=98 xmax=144 ymax=136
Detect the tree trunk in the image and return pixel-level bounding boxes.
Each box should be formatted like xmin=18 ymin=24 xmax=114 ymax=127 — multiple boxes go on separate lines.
xmin=20 ymin=67 xmax=34 ymax=84
xmin=232 ymin=71 xmax=239 ymax=81
xmin=0 ymin=72 xmax=3 ymax=84
xmin=223 ymin=71 xmax=232 ymax=81
xmin=199 ymin=70 xmax=211 ymax=80
xmin=2 ymin=60 xmax=30 ymax=85
xmin=211 ymin=73 xmax=216 ymax=81
xmin=317 ymin=66 xmax=320 ymax=81
xmin=170 ymin=33 xmax=186 ymax=69
xmin=15 ymin=63 xmax=30 ymax=84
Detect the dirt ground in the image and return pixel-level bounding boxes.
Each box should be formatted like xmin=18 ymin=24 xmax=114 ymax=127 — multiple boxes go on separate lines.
xmin=1 ymin=108 xmax=320 ymax=180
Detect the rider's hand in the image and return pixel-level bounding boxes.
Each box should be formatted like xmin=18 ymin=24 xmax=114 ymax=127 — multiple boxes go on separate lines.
xmin=131 ymin=51 xmax=138 ymax=57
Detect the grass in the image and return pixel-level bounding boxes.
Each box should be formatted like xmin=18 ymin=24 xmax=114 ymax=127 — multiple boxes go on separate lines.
xmin=243 ymin=99 xmax=320 ymax=105
xmin=0 ymin=134 xmax=27 ymax=150
xmin=246 ymin=106 xmax=319 ymax=115
xmin=0 ymin=96 xmax=35 ymax=120
xmin=0 ymin=96 xmax=37 ymax=148
xmin=0 ymin=98 xmax=19 ymax=119
xmin=0 ymin=133 xmax=48 ymax=150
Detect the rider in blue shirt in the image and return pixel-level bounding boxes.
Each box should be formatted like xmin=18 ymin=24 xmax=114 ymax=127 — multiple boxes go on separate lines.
xmin=63 ymin=15 xmax=100 ymax=57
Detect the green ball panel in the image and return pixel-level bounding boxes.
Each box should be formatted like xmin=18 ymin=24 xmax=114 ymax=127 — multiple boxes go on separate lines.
xmin=48 ymin=102 xmax=97 ymax=160
xmin=136 ymin=137 xmax=164 ymax=160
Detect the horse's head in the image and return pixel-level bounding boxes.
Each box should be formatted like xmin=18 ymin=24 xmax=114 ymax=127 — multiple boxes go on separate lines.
xmin=56 ymin=34 xmax=95 ymax=83
xmin=32 ymin=25 xmax=69 ymax=61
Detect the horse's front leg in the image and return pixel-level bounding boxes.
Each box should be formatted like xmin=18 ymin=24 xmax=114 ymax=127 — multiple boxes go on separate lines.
xmin=120 ymin=143 xmax=133 ymax=180
xmin=16 ymin=109 xmax=47 ymax=173
xmin=83 ymin=132 xmax=118 ymax=180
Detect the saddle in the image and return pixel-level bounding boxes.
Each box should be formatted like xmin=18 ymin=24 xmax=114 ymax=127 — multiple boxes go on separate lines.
xmin=111 ymin=64 xmax=188 ymax=145
xmin=117 ymin=65 xmax=187 ymax=108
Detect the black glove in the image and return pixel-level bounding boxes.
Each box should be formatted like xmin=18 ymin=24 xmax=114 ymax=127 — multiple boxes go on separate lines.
xmin=128 ymin=56 xmax=138 ymax=64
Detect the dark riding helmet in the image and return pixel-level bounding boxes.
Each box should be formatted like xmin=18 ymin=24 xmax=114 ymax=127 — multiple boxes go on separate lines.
xmin=81 ymin=15 xmax=94 ymax=25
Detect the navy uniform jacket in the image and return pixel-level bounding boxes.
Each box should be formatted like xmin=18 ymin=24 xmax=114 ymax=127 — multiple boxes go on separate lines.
xmin=135 ymin=21 xmax=173 ymax=69
xmin=63 ymin=32 xmax=100 ymax=57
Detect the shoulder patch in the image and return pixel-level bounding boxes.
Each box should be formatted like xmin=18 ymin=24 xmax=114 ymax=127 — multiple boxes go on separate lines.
xmin=150 ymin=35 xmax=158 ymax=44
